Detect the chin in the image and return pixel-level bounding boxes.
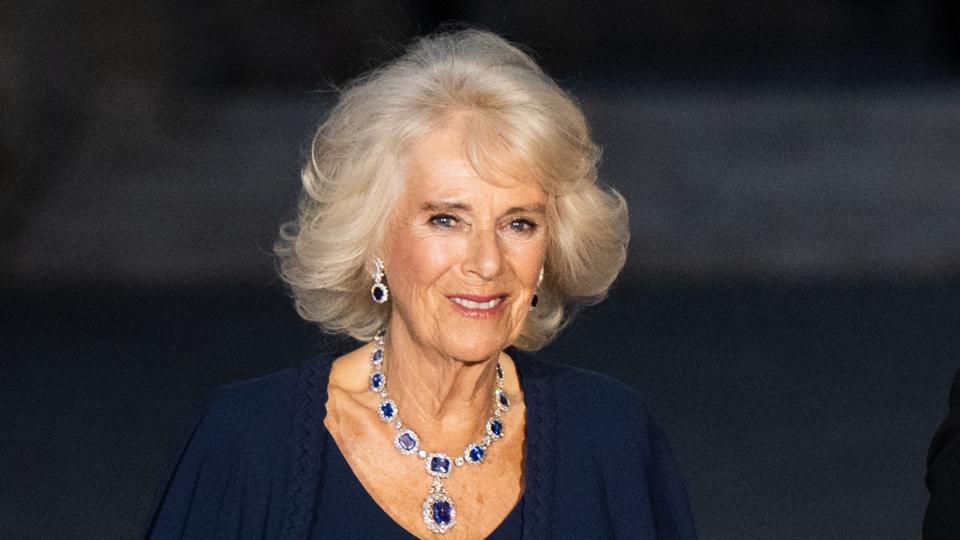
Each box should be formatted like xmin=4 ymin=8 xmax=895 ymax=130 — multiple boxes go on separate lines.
xmin=437 ymin=329 xmax=511 ymax=364
xmin=433 ymin=296 xmax=525 ymax=359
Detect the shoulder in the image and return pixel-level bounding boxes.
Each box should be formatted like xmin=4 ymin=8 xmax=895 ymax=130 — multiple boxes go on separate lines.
xmin=199 ymin=365 xmax=300 ymax=439
xmin=155 ymin=364 xmax=305 ymax=490
xmin=163 ymin=352 xmax=339 ymax=479
xmin=145 ymin=355 xmax=333 ymax=537
xmin=512 ymin=349 xmax=657 ymax=444
xmin=512 ymin=349 xmax=699 ymax=538
xmin=195 ymin=351 xmax=337 ymax=446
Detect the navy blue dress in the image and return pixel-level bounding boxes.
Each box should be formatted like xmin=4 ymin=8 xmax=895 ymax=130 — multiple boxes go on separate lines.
xmin=144 ymin=348 xmax=697 ymax=539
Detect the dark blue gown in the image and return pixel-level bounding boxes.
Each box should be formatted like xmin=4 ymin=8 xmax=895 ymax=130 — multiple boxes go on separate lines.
xmin=144 ymin=348 xmax=697 ymax=539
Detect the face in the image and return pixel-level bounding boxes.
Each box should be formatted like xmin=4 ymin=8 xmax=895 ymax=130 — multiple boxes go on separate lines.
xmin=381 ymin=125 xmax=548 ymax=363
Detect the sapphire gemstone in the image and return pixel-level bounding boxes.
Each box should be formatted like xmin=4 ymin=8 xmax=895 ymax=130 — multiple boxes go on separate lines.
xmin=372 ymin=349 xmax=383 ymax=364
xmin=397 ymin=431 xmax=417 ymax=452
xmin=370 ymin=372 xmax=383 ymax=390
xmin=490 ymin=419 xmax=503 ymax=438
xmin=498 ymin=390 xmax=509 ymax=408
xmin=372 ymin=285 xmax=386 ymax=302
xmin=430 ymin=456 xmax=450 ymax=475
xmin=496 ymin=364 xmax=504 ymax=379
xmin=432 ymin=500 xmax=453 ymax=525
xmin=468 ymin=446 xmax=485 ymax=463
xmin=380 ymin=402 xmax=394 ymax=419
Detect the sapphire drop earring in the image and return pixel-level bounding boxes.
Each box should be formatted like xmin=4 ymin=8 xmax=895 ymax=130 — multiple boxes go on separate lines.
xmin=530 ymin=266 xmax=544 ymax=310
xmin=371 ymin=257 xmax=389 ymax=304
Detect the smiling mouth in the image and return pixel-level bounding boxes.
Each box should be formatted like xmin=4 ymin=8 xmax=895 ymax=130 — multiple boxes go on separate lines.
xmin=450 ymin=296 xmax=504 ymax=310
xmin=446 ymin=293 xmax=510 ymax=314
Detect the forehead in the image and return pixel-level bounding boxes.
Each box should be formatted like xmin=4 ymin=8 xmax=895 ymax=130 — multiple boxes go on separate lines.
xmin=402 ymin=126 xmax=546 ymax=206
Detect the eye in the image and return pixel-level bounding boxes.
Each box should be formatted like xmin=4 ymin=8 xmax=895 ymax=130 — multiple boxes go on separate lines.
xmin=508 ymin=218 xmax=537 ymax=233
xmin=429 ymin=214 xmax=459 ymax=228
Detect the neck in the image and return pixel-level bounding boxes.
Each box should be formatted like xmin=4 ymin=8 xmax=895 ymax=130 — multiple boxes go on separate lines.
xmin=381 ymin=320 xmax=501 ymax=446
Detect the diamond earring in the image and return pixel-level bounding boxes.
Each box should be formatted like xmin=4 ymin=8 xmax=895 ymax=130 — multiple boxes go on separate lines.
xmin=371 ymin=257 xmax=389 ymax=304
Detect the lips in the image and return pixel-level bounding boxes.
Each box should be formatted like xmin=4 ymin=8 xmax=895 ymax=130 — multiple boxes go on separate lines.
xmin=447 ymin=294 xmax=508 ymax=313
xmin=450 ymin=296 xmax=503 ymax=309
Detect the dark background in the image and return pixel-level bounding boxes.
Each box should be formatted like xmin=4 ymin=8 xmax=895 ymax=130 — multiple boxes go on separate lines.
xmin=3 ymin=2 xmax=960 ymax=538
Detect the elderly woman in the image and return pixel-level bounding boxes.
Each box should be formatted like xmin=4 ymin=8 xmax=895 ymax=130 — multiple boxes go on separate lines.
xmin=146 ymin=29 xmax=696 ymax=539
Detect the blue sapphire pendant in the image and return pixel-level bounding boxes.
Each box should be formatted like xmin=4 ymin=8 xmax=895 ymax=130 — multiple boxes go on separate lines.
xmin=423 ymin=479 xmax=456 ymax=533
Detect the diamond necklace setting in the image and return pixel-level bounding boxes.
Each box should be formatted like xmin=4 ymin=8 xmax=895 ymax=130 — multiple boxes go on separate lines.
xmin=368 ymin=330 xmax=510 ymax=534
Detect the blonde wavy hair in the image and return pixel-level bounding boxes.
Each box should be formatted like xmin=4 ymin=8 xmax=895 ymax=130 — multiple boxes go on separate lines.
xmin=274 ymin=28 xmax=629 ymax=351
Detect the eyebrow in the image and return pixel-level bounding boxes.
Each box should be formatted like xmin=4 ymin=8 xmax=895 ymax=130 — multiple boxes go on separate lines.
xmin=420 ymin=201 xmax=546 ymax=215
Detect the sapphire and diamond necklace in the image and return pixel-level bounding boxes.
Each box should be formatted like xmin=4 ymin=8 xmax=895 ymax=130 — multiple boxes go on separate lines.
xmin=369 ymin=330 xmax=510 ymax=534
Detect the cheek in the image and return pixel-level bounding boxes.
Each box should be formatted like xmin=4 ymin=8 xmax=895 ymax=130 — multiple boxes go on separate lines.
xmin=389 ymin=232 xmax=465 ymax=291
xmin=504 ymin=242 xmax=546 ymax=284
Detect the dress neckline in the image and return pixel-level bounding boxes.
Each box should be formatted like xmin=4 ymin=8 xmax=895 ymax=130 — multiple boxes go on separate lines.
xmin=322 ymin=348 xmax=525 ymax=537
xmin=283 ymin=346 xmax=557 ymax=539
xmin=323 ymin=429 xmax=524 ymax=537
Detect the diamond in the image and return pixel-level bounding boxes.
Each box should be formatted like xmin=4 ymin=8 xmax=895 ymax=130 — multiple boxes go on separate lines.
xmin=418 ymin=449 xmax=427 ymax=458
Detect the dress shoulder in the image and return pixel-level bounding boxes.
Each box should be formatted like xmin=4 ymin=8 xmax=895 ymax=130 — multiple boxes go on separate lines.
xmin=513 ymin=352 xmax=657 ymax=442
xmin=511 ymin=349 xmax=698 ymax=539
xmin=206 ymin=365 xmax=300 ymax=426
xmin=143 ymin=362 xmax=312 ymax=538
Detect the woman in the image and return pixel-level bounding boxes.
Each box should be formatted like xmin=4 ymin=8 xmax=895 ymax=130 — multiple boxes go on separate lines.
xmin=146 ymin=29 xmax=696 ymax=539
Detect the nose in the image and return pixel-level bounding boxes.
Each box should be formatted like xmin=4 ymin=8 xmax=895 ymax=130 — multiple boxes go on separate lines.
xmin=463 ymin=227 xmax=503 ymax=280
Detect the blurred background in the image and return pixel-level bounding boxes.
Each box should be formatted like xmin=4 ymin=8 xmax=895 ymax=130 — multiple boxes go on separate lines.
xmin=2 ymin=2 xmax=959 ymax=538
